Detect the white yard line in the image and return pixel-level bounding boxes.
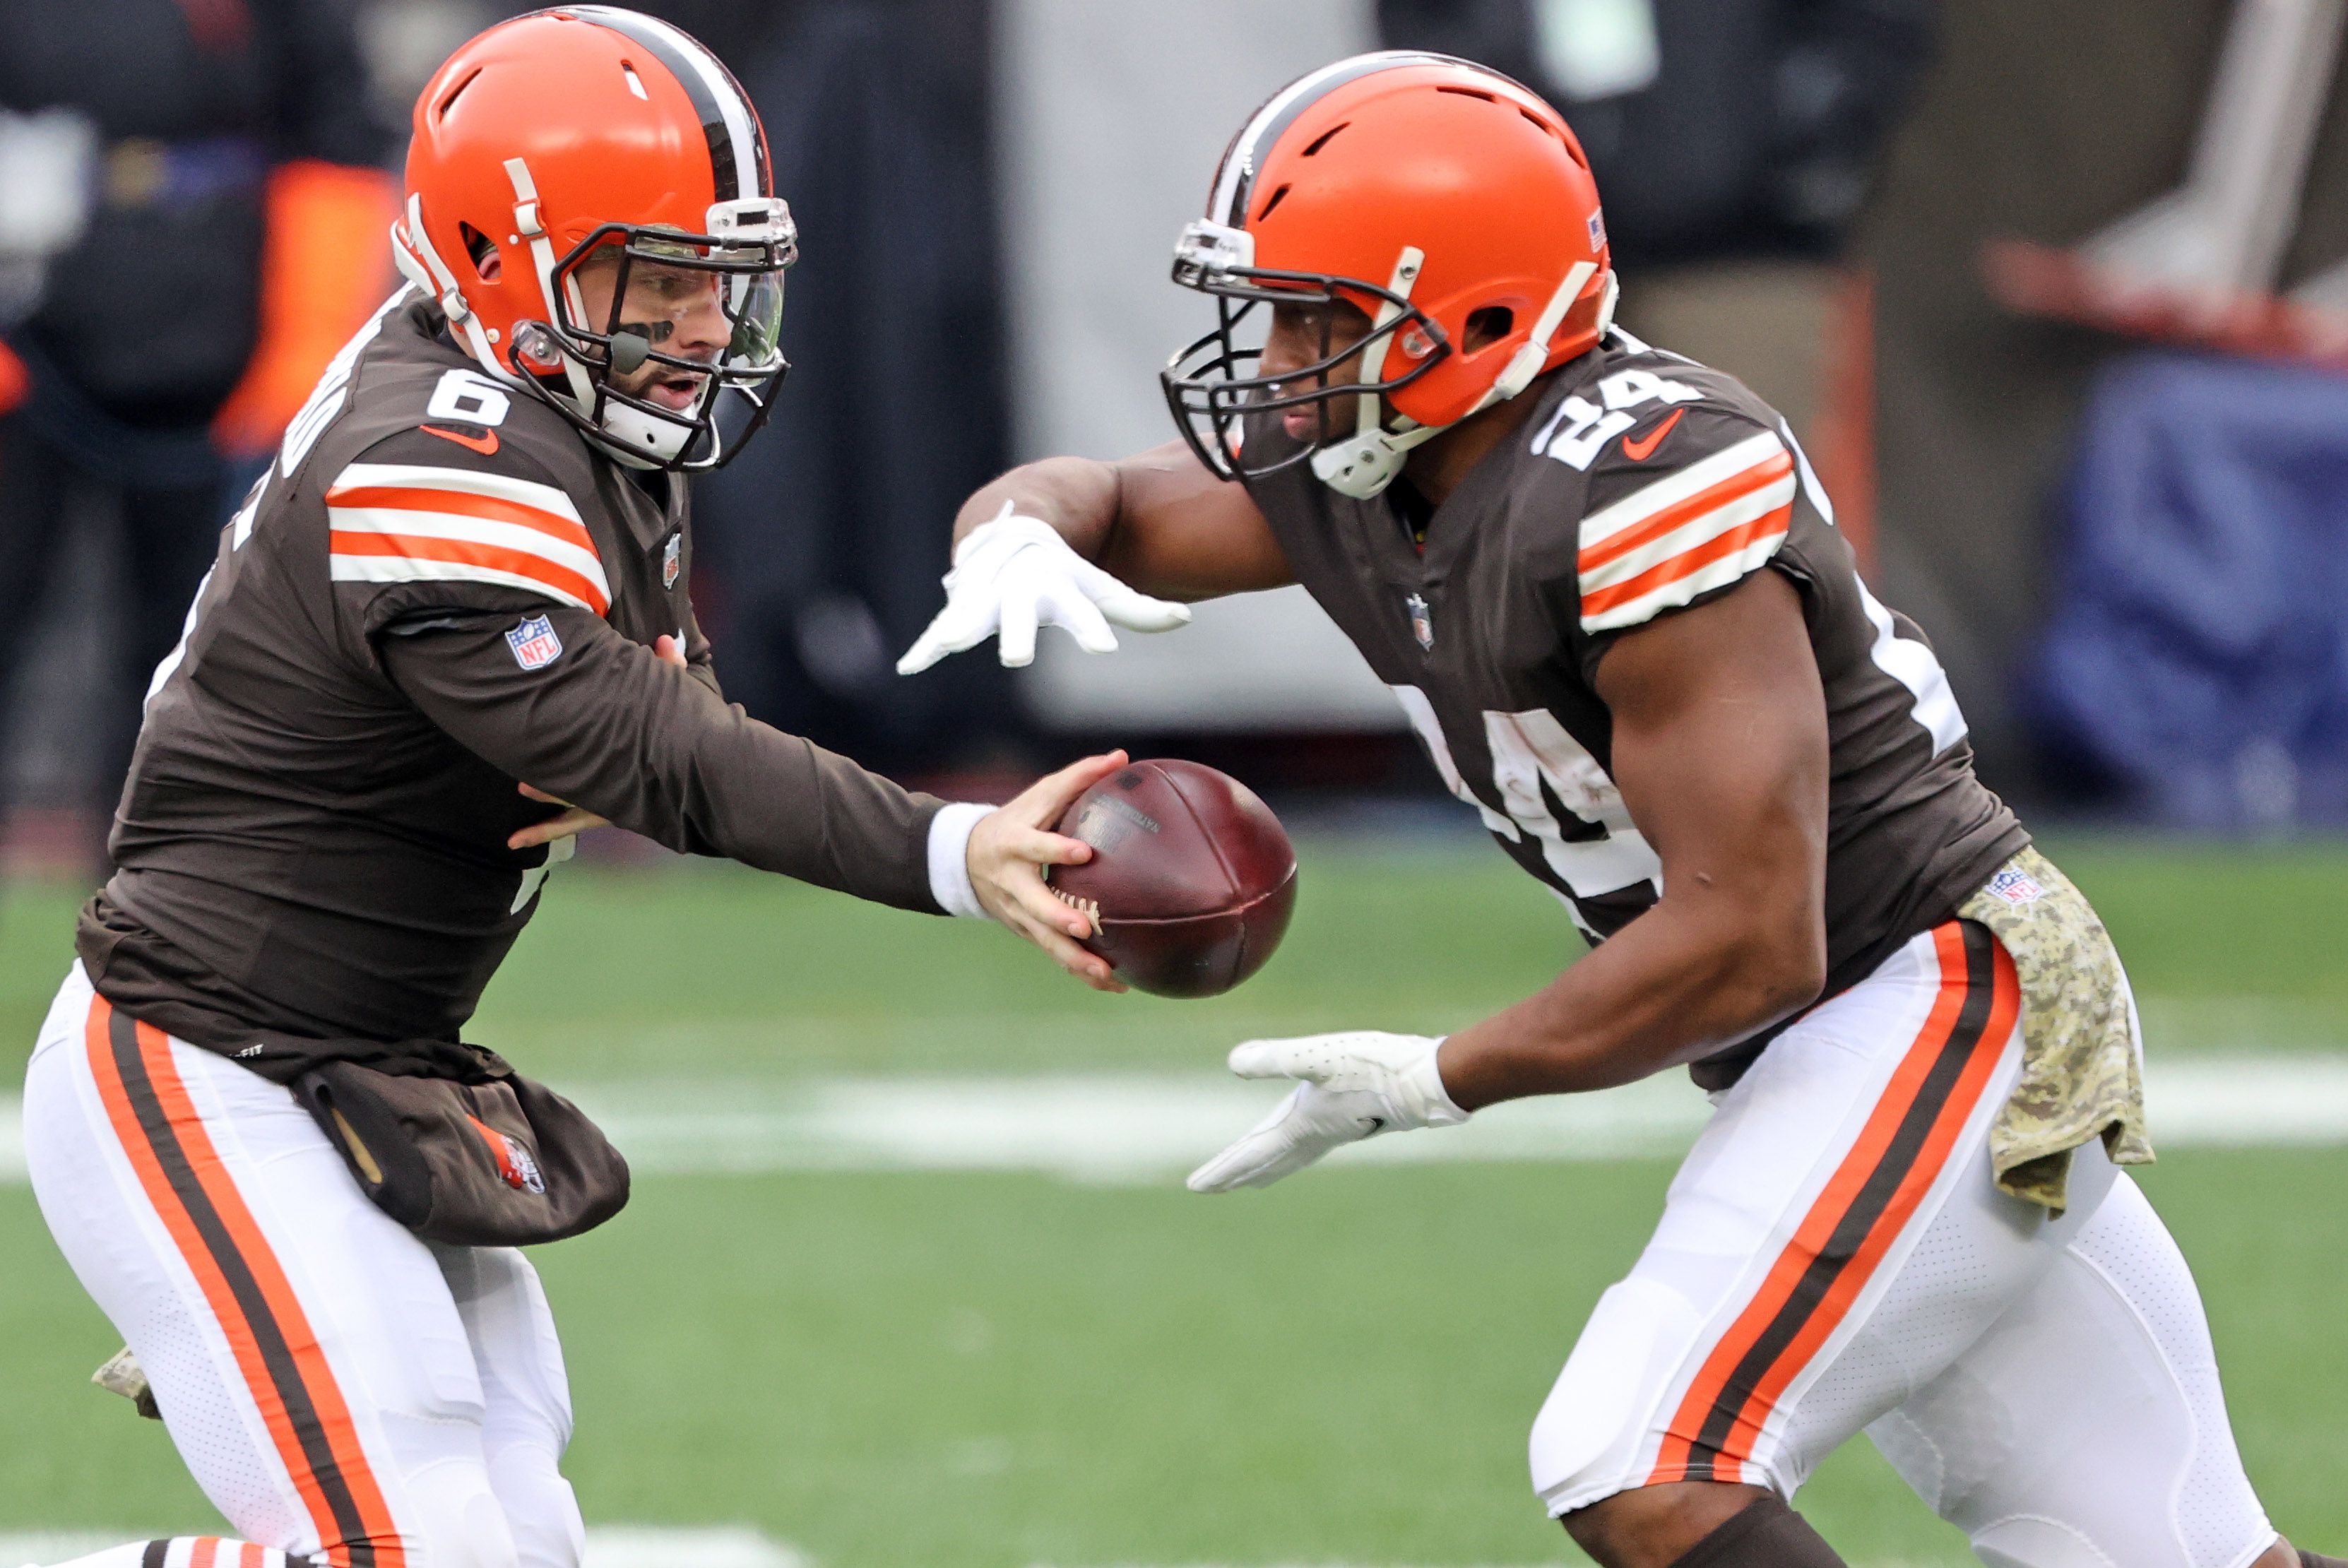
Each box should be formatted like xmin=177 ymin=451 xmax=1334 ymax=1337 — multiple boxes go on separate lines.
xmin=0 ymin=1526 xmax=800 ymax=1567
xmin=6 ymin=1057 xmax=2348 ymax=1187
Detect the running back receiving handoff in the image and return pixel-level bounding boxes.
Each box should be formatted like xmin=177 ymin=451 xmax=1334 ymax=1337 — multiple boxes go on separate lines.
xmin=900 ymin=49 xmax=2325 ymax=1568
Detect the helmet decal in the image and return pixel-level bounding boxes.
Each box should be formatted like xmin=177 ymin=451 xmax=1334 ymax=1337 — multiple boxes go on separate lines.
xmin=567 ymin=6 xmax=769 ymax=204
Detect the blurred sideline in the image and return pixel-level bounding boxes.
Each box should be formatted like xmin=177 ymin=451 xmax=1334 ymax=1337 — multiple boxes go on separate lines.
xmin=4 ymin=1055 xmax=2340 ymax=1187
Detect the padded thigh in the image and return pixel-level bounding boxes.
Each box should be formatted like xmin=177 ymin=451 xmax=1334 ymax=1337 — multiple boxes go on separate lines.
xmin=1866 ymin=1175 xmax=2274 ymax=1568
xmin=1529 ymin=1275 xmax=1707 ymax=1500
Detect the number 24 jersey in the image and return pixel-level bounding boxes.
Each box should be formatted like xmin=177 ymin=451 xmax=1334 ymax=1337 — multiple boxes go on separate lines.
xmin=1242 ymin=328 xmax=2027 ymax=1080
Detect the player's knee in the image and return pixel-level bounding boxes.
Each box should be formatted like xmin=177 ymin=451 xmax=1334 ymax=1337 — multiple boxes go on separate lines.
xmin=384 ymin=1462 xmax=525 ymax=1568
xmin=1530 ymin=1276 xmax=1700 ymax=1513
xmin=1565 ymin=1481 xmax=1784 ymax=1568
xmin=486 ymin=1442 xmax=585 ymax=1568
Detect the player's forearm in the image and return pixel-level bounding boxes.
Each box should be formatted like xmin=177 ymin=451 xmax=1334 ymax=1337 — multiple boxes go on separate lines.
xmin=953 ymin=458 xmax=1123 ymax=562
xmin=1436 ymin=898 xmax=1826 ymax=1110
xmin=385 ymin=610 xmax=949 ymax=913
xmin=672 ymin=718 xmax=947 ymax=911
xmin=949 ymin=446 xmax=1293 ymax=601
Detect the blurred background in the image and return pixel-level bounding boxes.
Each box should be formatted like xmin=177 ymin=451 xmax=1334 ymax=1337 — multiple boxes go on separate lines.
xmin=2 ymin=2 xmax=2345 ymax=1566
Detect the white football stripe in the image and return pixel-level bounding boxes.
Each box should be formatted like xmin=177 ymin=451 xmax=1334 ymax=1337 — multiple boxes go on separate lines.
xmin=1577 ymin=431 xmax=1786 ymax=550
xmin=1577 ymin=473 xmax=1796 ymax=594
xmin=330 ymin=461 xmax=587 ymax=524
xmin=6 ymin=1057 xmax=2339 ymax=1190
xmin=329 ymin=552 xmax=602 ymax=614
xmin=1210 ymin=58 xmax=1358 ymax=224
xmin=0 ymin=1528 xmax=802 ymax=1567
xmin=327 ymin=507 xmax=611 ymax=598
xmin=1582 ymin=530 xmax=1789 ymax=633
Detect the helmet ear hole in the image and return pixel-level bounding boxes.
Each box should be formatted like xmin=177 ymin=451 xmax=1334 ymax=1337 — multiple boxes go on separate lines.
xmin=459 ymin=222 xmax=502 ymax=283
xmin=1463 ymin=306 xmax=1513 ymax=354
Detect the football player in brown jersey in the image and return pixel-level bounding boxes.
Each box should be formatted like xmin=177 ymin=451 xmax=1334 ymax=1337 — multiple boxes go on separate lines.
xmin=902 ymin=51 xmax=2341 ymax=1568
xmin=18 ymin=12 xmax=1125 ymax=1568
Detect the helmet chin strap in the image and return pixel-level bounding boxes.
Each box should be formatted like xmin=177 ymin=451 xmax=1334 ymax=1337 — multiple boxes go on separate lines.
xmin=396 ymin=193 xmax=503 ymax=374
xmin=1308 ymin=245 xmax=1424 ymax=500
xmin=1310 ymin=259 xmax=1603 ymax=501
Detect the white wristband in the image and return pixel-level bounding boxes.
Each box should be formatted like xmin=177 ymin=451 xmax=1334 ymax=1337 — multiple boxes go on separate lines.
xmin=925 ymin=802 xmax=992 ymax=919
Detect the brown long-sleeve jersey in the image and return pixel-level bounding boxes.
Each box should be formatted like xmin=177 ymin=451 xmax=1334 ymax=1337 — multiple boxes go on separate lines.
xmin=79 ymin=290 xmax=951 ymax=1064
xmin=1240 ymin=327 xmax=2029 ymax=1085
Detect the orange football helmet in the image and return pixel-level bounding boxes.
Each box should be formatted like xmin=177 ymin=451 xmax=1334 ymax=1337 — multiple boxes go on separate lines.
xmin=1162 ymin=52 xmax=1616 ymax=498
xmin=394 ymin=6 xmax=794 ymax=469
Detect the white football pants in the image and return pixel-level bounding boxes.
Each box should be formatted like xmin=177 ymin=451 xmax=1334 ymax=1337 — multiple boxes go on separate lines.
xmin=1530 ymin=922 xmax=2278 ymax=1568
xmin=23 ymin=963 xmax=584 ymax=1568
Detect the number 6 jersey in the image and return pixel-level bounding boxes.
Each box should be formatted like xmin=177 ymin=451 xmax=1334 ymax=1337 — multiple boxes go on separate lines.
xmin=79 ymin=290 xmax=959 ymax=1068
xmin=1242 ymin=328 xmax=2028 ymax=1082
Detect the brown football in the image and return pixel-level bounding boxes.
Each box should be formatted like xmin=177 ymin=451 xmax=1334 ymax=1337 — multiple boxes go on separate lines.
xmin=1047 ymin=759 xmax=1298 ymax=998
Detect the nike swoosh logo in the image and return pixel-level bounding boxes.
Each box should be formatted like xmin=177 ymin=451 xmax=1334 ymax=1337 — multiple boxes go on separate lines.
xmin=1620 ymin=408 xmax=1684 ymax=462
xmin=421 ymin=423 xmax=500 ymax=456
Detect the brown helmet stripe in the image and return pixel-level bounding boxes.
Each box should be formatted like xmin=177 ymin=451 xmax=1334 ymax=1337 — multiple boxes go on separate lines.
xmin=571 ymin=6 xmax=767 ymax=205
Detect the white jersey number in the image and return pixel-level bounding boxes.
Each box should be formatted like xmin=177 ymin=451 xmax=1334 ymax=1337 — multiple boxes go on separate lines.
xmin=1531 ymin=367 xmax=1703 ymax=471
xmin=1391 ymin=686 xmax=1663 ymax=933
xmin=426 ymin=367 xmax=513 ymax=428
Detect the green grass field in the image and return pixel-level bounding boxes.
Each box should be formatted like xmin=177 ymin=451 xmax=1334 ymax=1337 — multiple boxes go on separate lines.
xmin=3 ymin=834 xmax=2345 ymax=1565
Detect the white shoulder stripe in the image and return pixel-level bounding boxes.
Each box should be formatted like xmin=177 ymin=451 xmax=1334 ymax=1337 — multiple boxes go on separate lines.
xmin=1582 ymin=533 xmax=1791 ymax=634
xmin=329 ymin=553 xmax=599 ymax=614
xmin=1578 ymin=431 xmax=1786 ymax=550
xmin=1579 ymin=473 xmax=1796 ymax=594
xmin=326 ymin=507 xmax=610 ymax=595
xmin=328 ymin=461 xmax=586 ymax=524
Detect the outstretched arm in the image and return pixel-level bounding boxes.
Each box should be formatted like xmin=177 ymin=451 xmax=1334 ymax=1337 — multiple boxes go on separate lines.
xmin=952 ymin=441 xmax=1295 ymax=601
xmin=899 ymin=442 xmax=1295 ymax=674
xmin=379 ymin=606 xmax=1127 ymax=989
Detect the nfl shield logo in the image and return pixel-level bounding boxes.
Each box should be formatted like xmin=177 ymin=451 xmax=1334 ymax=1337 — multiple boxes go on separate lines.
xmin=1405 ymin=592 xmax=1434 ymax=653
xmin=1587 ymin=208 xmax=1607 ymax=251
xmin=506 ymin=615 xmax=564 ymax=670
xmin=1988 ymin=867 xmax=2044 ymax=905
xmin=663 ymin=531 xmax=682 ymax=590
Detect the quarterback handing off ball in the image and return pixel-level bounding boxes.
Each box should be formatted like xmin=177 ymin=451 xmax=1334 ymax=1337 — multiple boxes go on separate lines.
xmin=1048 ymin=760 xmax=1297 ymax=997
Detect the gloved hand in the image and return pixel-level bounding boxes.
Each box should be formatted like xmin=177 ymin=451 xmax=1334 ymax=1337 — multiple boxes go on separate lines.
xmin=1187 ymin=1031 xmax=1470 ymax=1193
xmin=896 ymin=501 xmax=1192 ymax=673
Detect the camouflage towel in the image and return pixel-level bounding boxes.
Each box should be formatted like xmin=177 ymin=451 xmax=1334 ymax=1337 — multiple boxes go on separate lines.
xmin=1959 ymin=846 xmax=2154 ymax=1212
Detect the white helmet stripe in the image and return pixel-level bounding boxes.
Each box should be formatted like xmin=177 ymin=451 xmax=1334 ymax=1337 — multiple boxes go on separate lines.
xmin=569 ymin=6 xmax=764 ymax=203
xmin=1208 ymin=50 xmax=1466 ymax=227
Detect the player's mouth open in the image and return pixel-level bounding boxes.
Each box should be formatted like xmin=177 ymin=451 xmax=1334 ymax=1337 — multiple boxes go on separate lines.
xmin=643 ymin=371 xmax=707 ymax=412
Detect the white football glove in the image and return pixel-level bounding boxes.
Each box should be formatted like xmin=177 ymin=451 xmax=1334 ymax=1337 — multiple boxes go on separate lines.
xmin=1186 ymin=1031 xmax=1470 ymax=1193
xmin=896 ymin=501 xmax=1192 ymax=674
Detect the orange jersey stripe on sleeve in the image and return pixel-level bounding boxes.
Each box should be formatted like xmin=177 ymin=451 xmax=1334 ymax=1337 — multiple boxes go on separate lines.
xmin=1577 ymin=432 xmax=1798 ymax=633
xmin=328 ymin=528 xmax=612 ymax=615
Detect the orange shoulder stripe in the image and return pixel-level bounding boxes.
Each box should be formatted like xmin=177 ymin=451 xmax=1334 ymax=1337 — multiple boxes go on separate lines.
xmin=1578 ymin=449 xmax=1795 ymax=576
xmin=323 ymin=482 xmax=598 ymax=559
xmin=328 ymin=529 xmax=612 ymax=616
xmin=1577 ymin=506 xmax=1792 ymax=619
